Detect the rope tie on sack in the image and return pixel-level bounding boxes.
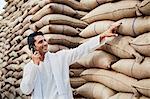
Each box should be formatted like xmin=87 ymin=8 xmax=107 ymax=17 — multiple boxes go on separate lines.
xmin=94 ymin=24 xmax=99 ymax=35
xmin=132 ymin=18 xmax=137 ymax=36
xmin=131 ymin=60 xmax=136 ymax=78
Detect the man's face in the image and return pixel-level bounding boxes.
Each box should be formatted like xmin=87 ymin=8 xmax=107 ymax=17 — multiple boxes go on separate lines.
xmin=34 ymin=35 xmax=48 ymax=54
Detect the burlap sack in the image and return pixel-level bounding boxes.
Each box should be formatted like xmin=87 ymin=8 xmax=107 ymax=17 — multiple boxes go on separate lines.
xmin=117 ymin=16 xmax=150 ymax=36
xmin=79 ymin=21 xmax=114 ymax=38
xmin=99 ymin=35 xmax=143 ymax=63
xmin=23 ymin=29 xmax=34 ymax=37
xmin=38 ymin=25 xmax=79 ymax=36
xmin=7 ymin=6 xmax=16 ymax=13
xmin=112 ymin=57 xmax=150 ymax=79
xmin=11 ymin=23 xmax=23 ymax=33
xmin=132 ymin=79 xmax=150 ymax=97
xmin=44 ymin=34 xmax=84 ymax=48
xmin=31 ymin=3 xmax=77 ymax=22
xmin=18 ymin=23 xmax=31 ymax=35
xmin=46 ymin=0 xmax=90 ymax=11
xmin=70 ymin=68 xmax=84 ymax=77
xmin=75 ymin=11 xmax=88 ymax=19
xmin=76 ymin=83 xmax=116 ymax=99
xmin=17 ymin=45 xmax=31 ymax=56
xmin=70 ymin=77 xmax=86 ymax=88
xmin=76 ymin=50 xmax=118 ymax=69
xmin=80 ymin=0 xmax=116 ymax=10
xmin=22 ymin=15 xmax=33 ymax=26
xmin=138 ymin=0 xmax=150 ymax=16
xmin=20 ymin=38 xmax=27 ymax=46
xmin=10 ymin=36 xmax=23 ymax=45
xmin=30 ymin=14 xmax=88 ymax=30
xmin=130 ymin=32 xmax=150 ymax=57
xmin=70 ymin=62 xmax=84 ymax=69
xmin=48 ymin=44 xmax=68 ymax=53
xmin=81 ymin=69 xmax=138 ymax=94
xmin=28 ymin=5 xmax=41 ymax=15
xmin=109 ymin=93 xmax=138 ymax=99
xmin=81 ymin=1 xmax=140 ymax=23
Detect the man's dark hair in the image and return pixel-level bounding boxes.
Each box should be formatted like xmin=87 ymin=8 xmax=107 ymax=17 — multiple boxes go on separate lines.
xmin=27 ymin=32 xmax=43 ymax=50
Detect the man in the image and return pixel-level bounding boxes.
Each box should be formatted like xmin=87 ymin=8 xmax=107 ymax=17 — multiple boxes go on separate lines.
xmin=20 ymin=22 xmax=121 ymax=99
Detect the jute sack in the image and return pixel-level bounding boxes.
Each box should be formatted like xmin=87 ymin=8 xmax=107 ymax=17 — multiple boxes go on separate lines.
xmin=138 ymin=0 xmax=150 ymax=16
xmin=81 ymin=1 xmax=140 ymax=23
xmin=76 ymin=82 xmax=116 ymax=99
xmin=80 ymin=0 xmax=116 ymax=10
xmin=28 ymin=5 xmax=41 ymax=15
xmin=117 ymin=16 xmax=150 ymax=36
xmin=109 ymin=93 xmax=138 ymax=99
xmin=112 ymin=57 xmax=150 ymax=79
xmin=20 ymin=38 xmax=27 ymax=46
xmin=30 ymin=14 xmax=88 ymax=31
xmin=132 ymin=79 xmax=150 ymax=97
xmin=98 ymin=35 xmax=143 ymax=63
xmin=76 ymin=50 xmax=118 ymax=69
xmin=70 ymin=62 xmax=84 ymax=69
xmin=23 ymin=29 xmax=34 ymax=37
xmin=17 ymin=45 xmax=31 ymax=56
xmin=18 ymin=23 xmax=31 ymax=35
xmin=7 ymin=6 xmax=17 ymax=14
xmin=79 ymin=21 xmax=114 ymax=38
xmin=38 ymin=25 xmax=79 ymax=36
xmin=31 ymin=3 xmax=77 ymax=22
xmin=130 ymin=32 xmax=150 ymax=57
xmin=44 ymin=34 xmax=84 ymax=48
xmin=70 ymin=77 xmax=86 ymax=88
xmin=70 ymin=68 xmax=84 ymax=77
xmin=22 ymin=15 xmax=33 ymax=26
xmin=45 ymin=0 xmax=90 ymax=11
xmin=81 ymin=69 xmax=138 ymax=94
xmin=48 ymin=44 xmax=68 ymax=53
xmin=75 ymin=10 xmax=88 ymax=19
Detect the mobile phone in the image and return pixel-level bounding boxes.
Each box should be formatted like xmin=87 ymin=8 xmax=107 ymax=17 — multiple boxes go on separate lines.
xmin=31 ymin=45 xmax=35 ymax=54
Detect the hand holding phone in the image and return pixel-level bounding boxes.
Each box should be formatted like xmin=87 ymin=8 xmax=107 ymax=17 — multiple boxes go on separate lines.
xmin=31 ymin=46 xmax=41 ymax=65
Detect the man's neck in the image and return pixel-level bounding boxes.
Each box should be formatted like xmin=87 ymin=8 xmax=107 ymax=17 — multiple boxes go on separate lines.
xmin=40 ymin=52 xmax=46 ymax=61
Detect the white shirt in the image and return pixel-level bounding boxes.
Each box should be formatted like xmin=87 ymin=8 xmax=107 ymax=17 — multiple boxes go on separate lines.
xmin=20 ymin=35 xmax=109 ymax=99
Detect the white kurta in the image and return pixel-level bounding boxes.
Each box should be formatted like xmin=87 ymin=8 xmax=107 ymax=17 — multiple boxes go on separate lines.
xmin=20 ymin=35 xmax=110 ymax=99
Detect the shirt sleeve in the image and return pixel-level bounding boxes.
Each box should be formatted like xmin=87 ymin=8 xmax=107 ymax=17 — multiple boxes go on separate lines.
xmin=63 ymin=35 xmax=111 ymax=65
xmin=20 ymin=62 xmax=38 ymax=95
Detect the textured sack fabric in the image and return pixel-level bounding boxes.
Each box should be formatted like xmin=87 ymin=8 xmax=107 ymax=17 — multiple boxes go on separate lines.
xmin=79 ymin=21 xmax=114 ymax=38
xmin=80 ymin=0 xmax=116 ymax=10
xmin=112 ymin=57 xmax=150 ymax=79
xmin=132 ymin=79 xmax=150 ymax=97
xmin=31 ymin=3 xmax=77 ymax=22
xmin=69 ymin=68 xmax=84 ymax=77
xmin=98 ymin=36 xmax=143 ymax=63
xmin=138 ymin=0 xmax=150 ymax=15
xmin=109 ymin=93 xmax=138 ymax=99
xmin=70 ymin=77 xmax=86 ymax=88
xmin=81 ymin=69 xmax=138 ymax=93
xmin=130 ymin=32 xmax=150 ymax=57
xmin=44 ymin=34 xmax=84 ymax=48
xmin=76 ymin=50 xmax=118 ymax=69
xmin=38 ymin=25 xmax=79 ymax=36
xmin=30 ymin=14 xmax=88 ymax=31
xmin=76 ymin=82 xmax=116 ymax=99
xmin=117 ymin=16 xmax=150 ymax=36
xmin=81 ymin=0 xmax=140 ymax=23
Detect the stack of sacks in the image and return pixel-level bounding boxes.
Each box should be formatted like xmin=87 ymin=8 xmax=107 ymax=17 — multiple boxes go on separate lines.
xmin=72 ymin=0 xmax=150 ymax=99
xmin=0 ymin=0 xmax=43 ymax=98
xmin=0 ymin=0 xmax=150 ymax=99
xmin=0 ymin=0 xmax=90 ymax=99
